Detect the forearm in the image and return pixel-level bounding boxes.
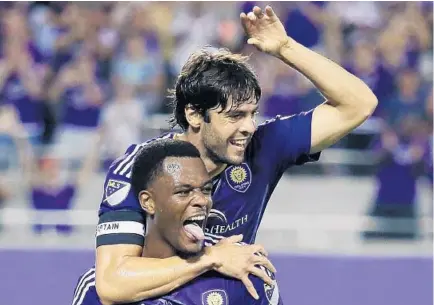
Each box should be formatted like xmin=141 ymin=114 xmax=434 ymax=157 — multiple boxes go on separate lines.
xmin=97 ymin=254 xmax=215 ymax=303
xmin=19 ymin=71 xmax=42 ymax=98
xmin=279 ymin=39 xmax=377 ymax=110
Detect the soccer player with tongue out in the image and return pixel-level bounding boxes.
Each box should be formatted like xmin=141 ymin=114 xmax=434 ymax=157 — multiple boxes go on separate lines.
xmin=73 ymin=139 xmax=280 ymax=305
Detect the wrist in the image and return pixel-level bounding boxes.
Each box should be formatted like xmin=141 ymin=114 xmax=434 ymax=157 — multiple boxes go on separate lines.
xmin=202 ymin=246 xmax=222 ymax=270
xmin=277 ymin=37 xmax=300 ymax=61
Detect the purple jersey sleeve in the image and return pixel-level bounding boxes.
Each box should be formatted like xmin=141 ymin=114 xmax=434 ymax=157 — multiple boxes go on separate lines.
xmin=255 ymin=110 xmax=320 ymax=170
xmin=96 ymin=133 xmax=175 ymax=247
xmin=96 ymin=144 xmax=146 ymax=247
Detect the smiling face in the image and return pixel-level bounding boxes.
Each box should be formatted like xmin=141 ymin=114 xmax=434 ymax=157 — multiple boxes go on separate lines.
xmin=141 ymin=156 xmax=213 ymax=254
xmin=199 ymin=98 xmax=258 ymax=165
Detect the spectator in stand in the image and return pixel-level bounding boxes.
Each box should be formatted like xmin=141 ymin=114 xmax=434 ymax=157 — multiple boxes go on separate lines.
xmin=0 ymin=105 xmax=101 ymax=234
xmin=0 ymin=7 xmax=46 ymax=142
xmin=100 ymin=80 xmax=144 ymax=170
xmin=345 ymin=41 xmax=396 ymax=117
xmin=364 ymin=113 xmax=429 ymax=239
xmin=113 ymin=34 xmax=164 ymax=115
xmin=48 ymin=51 xmax=104 ymax=162
xmin=382 ymin=68 xmax=427 ymax=127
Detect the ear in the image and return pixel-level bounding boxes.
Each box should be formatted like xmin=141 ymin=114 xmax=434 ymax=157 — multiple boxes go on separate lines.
xmin=184 ymin=104 xmax=203 ymax=128
xmin=138 ymin=190 xmax=155 ymax=216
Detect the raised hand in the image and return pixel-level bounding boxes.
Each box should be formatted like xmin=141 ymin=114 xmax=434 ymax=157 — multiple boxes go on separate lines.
xmin=240 ymin=5 xmax=290 ymax=57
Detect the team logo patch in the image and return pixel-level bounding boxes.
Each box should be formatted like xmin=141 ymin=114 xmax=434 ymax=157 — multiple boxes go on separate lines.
xmin=202 ymin=289 xmax=228 ymax=305
xmin=105 ymin=179 xmax=131 ymax=206
xmin=225 ymin=163 xmax=251 ymax=193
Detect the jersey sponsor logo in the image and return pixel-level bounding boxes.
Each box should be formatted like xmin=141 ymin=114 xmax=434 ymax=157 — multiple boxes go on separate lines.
xmin=225 ymin=163 xmax=252 ymax=193
xmin=202 ymin=289 xmax=228 ymax=305
xmin=208 ymin=209 xmax=228 ymax=223
xmin=205 ymin=209 xmax=248 ymax=235
xmin=260 ymin=265 xmax=280 ymax=305
xmin=104 ymin=179 xmax=131 ymax=206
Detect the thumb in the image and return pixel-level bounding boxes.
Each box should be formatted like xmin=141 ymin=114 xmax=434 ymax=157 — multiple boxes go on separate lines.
xmin=219 ymin=234 xmax=243 ymax=244
xmin=247 ymin=38 xmax=260 ymax=46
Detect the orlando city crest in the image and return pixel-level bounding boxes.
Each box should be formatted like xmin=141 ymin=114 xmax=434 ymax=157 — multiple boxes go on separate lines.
xmin=104 ymin=179 xmax=131 ymax=206
xmin=225 ymin=163 xmax=252 ymax=193
xmin=202 ymin=289 xmax=228 ymax=305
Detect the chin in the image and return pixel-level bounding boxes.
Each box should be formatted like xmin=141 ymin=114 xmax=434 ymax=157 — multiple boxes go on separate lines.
xmin=177 ymin=242 xmax=204 ymax=257
xmin=224 ymin=154 xmax=245 ymax=165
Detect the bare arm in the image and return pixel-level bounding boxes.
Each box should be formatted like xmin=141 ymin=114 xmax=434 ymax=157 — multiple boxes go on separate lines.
xmin=96 ymin=235 xmax=275 ymax=304
xmin=95 ymin=245 xmax=215 ymax=304
xmin=0 ymin=60 xmax=13 ymax=90
xmin=241 ymin=6 xmax=378 ymax=154
xmin=0 ymin=106 xmax=37 ymax=187
xmin=279 ymin=41 xmax=377 ymax=154
xmin=47 ymin=67 xmax=71 ymax=103
xmin=16 ymin=62 xmax=43 ymax=99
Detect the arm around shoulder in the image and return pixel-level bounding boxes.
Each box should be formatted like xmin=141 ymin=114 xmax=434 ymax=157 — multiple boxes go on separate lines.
xmin=95 ymin=243 xmax=216 ymax=304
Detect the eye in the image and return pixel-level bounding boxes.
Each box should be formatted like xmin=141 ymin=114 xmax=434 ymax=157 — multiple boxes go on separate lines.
xmin=175 ymin=189 xmax=191 ymax=197
xmin=202 ymin=185 xmax=213 ymax=195
xmin=227 ymin=112 xmax=243 ymax=120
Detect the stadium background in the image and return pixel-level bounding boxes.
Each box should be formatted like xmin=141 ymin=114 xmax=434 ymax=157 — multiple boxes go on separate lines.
xmin=0 ymin=2 xmax=432 ymax=305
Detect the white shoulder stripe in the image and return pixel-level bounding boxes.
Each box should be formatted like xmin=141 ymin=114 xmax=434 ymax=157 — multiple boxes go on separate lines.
xmin=113 ymin=144 xmax=142 ymax=175
xmin=72 ymin=268 xmax=95 ymax=305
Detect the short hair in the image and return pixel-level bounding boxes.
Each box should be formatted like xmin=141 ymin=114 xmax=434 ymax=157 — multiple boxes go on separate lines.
xmin=131 ymin=139 xmax=202 ymax=197
xmin=168 ymin=48 xmax=262 ymax=130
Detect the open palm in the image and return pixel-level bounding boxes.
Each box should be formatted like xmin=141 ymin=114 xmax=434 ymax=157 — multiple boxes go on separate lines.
xmin=240 ymin=6 xmax=289 ymax=56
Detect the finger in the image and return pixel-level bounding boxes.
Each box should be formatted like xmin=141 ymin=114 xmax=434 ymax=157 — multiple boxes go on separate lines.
xmin=240 ymin=13 xmax=249 ymax=33
xmin=249 ymin=266 xmax=274 ymax=287
xmin=219 ymin=234 xmax=243 ymax=244
xmin=247 ymin=11 xmax=256 ymax=22
xmin=254 ymin=256 xmax=277 ymax=274
xmin=253 ymin=6 xmax=264 ymax=18
xmin=241 ymin=276 xmax=259 ymax=300
xmin=251 ymin=244 xmax=268 ymax=256
xmin=247 ymin=38 xmax=260 ymax=46
xmin=265 ymin=5 xmax=276 ymax=18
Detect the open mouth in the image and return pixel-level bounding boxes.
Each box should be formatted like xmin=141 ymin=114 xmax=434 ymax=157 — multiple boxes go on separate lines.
xmin=229 ymin=138 xmax=248 ymax=149
xmin=183 ymin=215 xmax=206 ymax=242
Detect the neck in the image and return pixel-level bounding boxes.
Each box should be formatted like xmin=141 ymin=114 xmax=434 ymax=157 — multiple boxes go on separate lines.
xmin=142 ymin=226 xmax=176 ymax=259
xmin=178 ymin=131 xmax=226 ymax=177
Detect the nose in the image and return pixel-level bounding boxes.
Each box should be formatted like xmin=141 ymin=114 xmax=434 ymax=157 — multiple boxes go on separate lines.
xmin=239 ymin=116 xmax=256 ymax=134
xmin=190 ymin=189 xmax=211 ymax=209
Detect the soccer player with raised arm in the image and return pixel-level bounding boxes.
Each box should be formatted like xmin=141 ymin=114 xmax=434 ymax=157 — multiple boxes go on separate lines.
xmin=73 ymin=139 xmax=281 ymax=305
xmin=92 ymin=5 xmax=378 ymax=305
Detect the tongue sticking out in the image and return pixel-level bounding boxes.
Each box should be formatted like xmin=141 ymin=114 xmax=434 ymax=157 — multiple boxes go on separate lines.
xmin=184 ymin=223 xmax=205 ymax=241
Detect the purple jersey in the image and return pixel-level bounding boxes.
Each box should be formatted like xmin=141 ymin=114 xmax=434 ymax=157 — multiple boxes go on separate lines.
xmin=96 ymin=111 xmax=320 ymax=247
xmin=73 ymin=265 xmax=282 ymax=305
xmin=62 ymin=85 xmax=102 ymax=128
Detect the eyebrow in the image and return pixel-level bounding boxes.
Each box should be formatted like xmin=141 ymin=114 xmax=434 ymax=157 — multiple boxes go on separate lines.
xmin=174 ymin=179 xmax=213 ymax=189
xmin=226 ymin=107 xmax=258 ymax=115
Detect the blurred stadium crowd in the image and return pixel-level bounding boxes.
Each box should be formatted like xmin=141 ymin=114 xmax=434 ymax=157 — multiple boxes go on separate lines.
xmin=0 ymin=2 xmax=432 ymax=238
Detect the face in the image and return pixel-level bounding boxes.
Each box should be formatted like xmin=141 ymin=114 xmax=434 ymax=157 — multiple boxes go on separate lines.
xmin=354 ymin=42 xmax=376 ymax=73
xmin=146 ymin=157 xmax=213 ymax=254
xmin=126 ymin=36 xmax=145 ymax=58
xmin=398 ymin=70 xmax=420 ymax=97
xmin=39 ymin=158 xmax=61 ymax=187
xmin=200 ymin=99 xmax=258 ymax=165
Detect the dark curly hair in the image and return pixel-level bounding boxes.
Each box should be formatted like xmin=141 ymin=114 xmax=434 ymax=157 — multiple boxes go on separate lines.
xmin=168 ymin=48 xmax=261 ymax=130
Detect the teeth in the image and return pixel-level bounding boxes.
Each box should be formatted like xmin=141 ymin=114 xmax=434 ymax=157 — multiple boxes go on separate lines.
xmin=188 ymin=215 xmax=205 ymax=221
xmin=232 ymin=139 xmax=247 ymax=146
